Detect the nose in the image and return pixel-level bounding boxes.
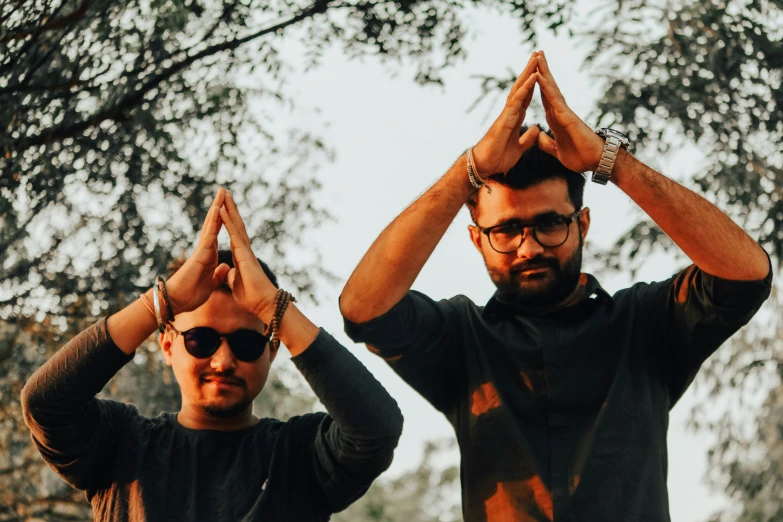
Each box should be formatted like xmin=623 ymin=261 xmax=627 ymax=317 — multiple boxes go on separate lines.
xmin=209 ymin=338 xmax=237 ymax=372
xmin=516 ymin=228 xmax=545 ymax=259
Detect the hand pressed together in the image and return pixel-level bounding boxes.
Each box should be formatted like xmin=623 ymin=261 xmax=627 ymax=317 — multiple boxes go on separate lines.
xmin=472 ymin=50 xmax=606 ymax=179
xmin=164 ymin=188 xmax=277 ymax=322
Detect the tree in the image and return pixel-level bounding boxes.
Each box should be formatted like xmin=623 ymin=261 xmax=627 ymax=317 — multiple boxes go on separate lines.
xmin=588 ymin=0 xmax=782 ymax=519
xmin=4 ymin=0 xmax=781 ymax=519
xmin=0 ymin=0 xmax=577 ymax=320
xmin=1 ymin=0 xmax=573 ymax=519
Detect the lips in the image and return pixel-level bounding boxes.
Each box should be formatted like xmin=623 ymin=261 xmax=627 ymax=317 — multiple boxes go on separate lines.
xmin=513 ymin=265 xmax=554 ymax=275
xmin=202 ymin=376 xmax=244 ymax=387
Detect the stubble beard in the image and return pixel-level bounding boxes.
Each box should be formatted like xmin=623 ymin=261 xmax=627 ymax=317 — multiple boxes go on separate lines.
xmin=200 ymin=397 xmax=253 ymax=418
xmin=489 ymin=238 xmax=584 ymax=308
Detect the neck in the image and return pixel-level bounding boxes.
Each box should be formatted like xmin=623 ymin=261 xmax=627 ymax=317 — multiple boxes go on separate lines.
xmin=177 ymin=403 xmax=259 ymax=432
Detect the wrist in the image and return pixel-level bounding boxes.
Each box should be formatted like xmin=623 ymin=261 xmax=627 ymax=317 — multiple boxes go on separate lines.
xmin=609 ymin=148 xmax=634 ymax=187
xmin=470 ymin=145 xmax=491 ymax=181
xmin=253 ymin=292 xmax=280 ymax=325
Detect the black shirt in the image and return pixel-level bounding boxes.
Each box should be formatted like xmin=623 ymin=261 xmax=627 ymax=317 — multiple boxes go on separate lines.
xmin=344 ymin=264 xmax=772 ymax=521
xmin=21 ymin=319 xmax=403 ymax=521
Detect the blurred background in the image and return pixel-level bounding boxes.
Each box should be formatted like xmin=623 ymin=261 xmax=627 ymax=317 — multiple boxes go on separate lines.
xmin=1 ymin=0 xmax=781 ymax=520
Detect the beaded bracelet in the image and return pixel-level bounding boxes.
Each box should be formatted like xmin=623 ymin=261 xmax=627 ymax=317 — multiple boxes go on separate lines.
xmin=265 ymin=289 xmax=296 ymax=351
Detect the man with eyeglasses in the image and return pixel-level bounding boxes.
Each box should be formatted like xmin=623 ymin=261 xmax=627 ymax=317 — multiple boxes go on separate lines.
xmin=21 ymin=188 xmax=402 ymax=521
xmin=340 ymin=51 xmax=772 ymax=521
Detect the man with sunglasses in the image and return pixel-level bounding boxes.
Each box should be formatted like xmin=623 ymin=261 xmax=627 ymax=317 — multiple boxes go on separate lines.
xmin=22 ymin=189 xmax=403 ymax=521
xmin=340 ymin=51 xmax=772 ymax=521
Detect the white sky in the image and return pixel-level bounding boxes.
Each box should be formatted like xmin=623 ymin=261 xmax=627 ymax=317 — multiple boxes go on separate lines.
xmin=240 ymin=7 xmax=735 ymax=521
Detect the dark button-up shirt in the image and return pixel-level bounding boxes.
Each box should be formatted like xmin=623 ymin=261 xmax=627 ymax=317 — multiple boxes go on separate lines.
xmin=344 ymin=263 xmax=772 ymax=521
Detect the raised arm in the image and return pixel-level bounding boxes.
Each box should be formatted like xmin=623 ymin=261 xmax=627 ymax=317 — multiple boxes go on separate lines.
xmin=21 ymin=189 xmax=231 ymax=490
xmin=534 ymin=52 xmax=769 ymax=281
xmin=218 ymin=192 xmax=403 ymax=511
xmin=340 ymin=53 xmax=543 ymax=324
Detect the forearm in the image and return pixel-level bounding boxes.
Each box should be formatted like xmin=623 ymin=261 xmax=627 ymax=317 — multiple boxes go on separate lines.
xmin=293 ymin=330 xmax=403 ymax=443
xmin=21 ymin=318 xmax=133 ymax=428
xmin=262 ymin=303 xmax=320 ymax=358
xmin=106 ymin=288 xmax=161 ymax=355
xmin=341 ymin=154 xmax=475 ymax=323
xmin=612 ymin=151 xmax=770 ymax=281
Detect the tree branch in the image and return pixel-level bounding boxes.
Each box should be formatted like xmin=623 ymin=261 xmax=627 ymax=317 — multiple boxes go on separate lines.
xmin=6 ymin=0 xmax=333 ymax=152
xmin=0 ymin=0 xmax=91 ymax=43
xmin=0 ymin=61 xmax=112 ymax=95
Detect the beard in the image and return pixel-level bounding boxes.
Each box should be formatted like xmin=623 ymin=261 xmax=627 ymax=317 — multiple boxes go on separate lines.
xmin=487 ymin=236 xmax=583 ymax=308
xmin=198 ymin=372 xmax=252 ymax=418
xmin=200 ymin=397 xmax=253 ymax=418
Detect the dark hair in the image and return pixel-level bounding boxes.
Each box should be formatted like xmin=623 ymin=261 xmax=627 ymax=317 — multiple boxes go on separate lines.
xmin=466 ymin=124 xmax=586 ymax=223
xmin=167 ymin=249 xmax=279 ymax=291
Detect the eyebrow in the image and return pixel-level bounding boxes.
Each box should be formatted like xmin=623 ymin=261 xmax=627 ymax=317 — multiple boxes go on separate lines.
xmin=483 ymin=210 xmax=565 ymax=229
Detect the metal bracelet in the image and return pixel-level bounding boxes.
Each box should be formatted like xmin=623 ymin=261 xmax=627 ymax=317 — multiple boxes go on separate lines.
xmin=466 ymin=148 xmax=483 ymax=190
xmin=151 ymin=282 xmax=166 ymax=333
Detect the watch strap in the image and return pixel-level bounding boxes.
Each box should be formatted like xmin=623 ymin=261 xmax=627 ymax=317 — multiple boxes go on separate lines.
xmin=591 ymin=135 xmax=622 ymax=185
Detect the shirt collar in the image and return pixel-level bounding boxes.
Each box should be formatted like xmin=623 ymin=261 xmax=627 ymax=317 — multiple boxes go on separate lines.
xmin=482 ymin=273 xmax=613 ymax=319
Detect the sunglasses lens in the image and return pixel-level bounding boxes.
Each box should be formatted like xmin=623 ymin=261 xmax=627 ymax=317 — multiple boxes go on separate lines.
xmin=226 ymin=330 xmax=268 ymax=362
xmin=182 ymin=328 xmax=221 ymax=359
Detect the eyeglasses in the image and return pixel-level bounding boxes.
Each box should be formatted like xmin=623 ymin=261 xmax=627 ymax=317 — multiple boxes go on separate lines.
xmin=167 ymin=324 xmax=270 ymax=362
xmin=478 ymin=210 xmax=582 ymax=253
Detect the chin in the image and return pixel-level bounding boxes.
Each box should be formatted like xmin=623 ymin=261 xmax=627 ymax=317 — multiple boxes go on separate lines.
xmin=200 ymin=396 xmax=253 ymax=417
xmin=200 ymin=398 xmax=252 ymax=418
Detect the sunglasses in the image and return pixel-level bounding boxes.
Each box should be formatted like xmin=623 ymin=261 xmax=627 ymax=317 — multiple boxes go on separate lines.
xmin=168 ymin=325 xmax=270 ymax=362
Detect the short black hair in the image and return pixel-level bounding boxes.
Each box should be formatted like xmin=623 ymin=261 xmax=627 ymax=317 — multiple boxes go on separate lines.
xmin=466 ymin=124 xmax=586 ymax=223
xmin=167 ymin=249 xmax=279 ymax=290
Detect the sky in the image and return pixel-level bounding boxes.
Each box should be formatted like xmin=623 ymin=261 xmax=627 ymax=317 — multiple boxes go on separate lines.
xmin=237 ymin=6 xmax=733 ymax=521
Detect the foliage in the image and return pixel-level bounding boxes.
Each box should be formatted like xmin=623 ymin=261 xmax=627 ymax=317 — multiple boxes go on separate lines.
xmin=0 ymin=0 xmax=571 ymax=520
xmin=3 ymin=0 xmax=783 ymax=519
xmin=587 ymin=0 xmax=783 ymax=519
xmin=0 ymin=0 xmax=579 ymax=320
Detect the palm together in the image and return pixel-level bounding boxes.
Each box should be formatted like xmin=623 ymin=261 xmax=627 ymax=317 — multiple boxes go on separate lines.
xmin=472 ymin=50 xmax=606 ymax=178
xmin=166 ymin=52 xmax=595 ymax=318
xmin=166 ymin=188 xmax=276 ymax=319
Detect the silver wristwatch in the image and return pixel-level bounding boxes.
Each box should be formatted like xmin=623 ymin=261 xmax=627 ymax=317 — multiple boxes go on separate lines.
xmin=592 ymin=128 xmax=631 ymax=185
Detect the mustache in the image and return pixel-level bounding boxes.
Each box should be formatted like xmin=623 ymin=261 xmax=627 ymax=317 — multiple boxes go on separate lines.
xmin=510 ymin=257 xmax=559 ymax=274
xmin=200 ymin=372 xmax=245 ymax=386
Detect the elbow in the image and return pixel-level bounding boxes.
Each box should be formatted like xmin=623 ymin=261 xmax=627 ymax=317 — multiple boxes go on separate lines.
xmin=380 ymin=400 xmax=404 ymax=444
xmin=20 ymin=379 xmax=41 ymax=428
xmin=339 ymin=290 xmax=370 ymax=325
xmin=377 ymin=401 xmax=404 ymax=460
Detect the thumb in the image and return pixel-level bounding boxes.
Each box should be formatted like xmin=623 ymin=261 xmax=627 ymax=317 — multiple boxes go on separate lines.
xmin=226 ymin=267 xmax=237 ymax=291
xmin=537 ymin=132 xmax=557 ymax=156
xmin=212 ymin=263 xmax=230 ymax=289
xmin=518 ymin=125 xmax=541 ymax=152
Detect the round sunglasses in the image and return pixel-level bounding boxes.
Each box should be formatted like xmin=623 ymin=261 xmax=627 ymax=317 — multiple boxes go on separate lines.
xmin=168 ymin=324 xmax=270 ymax=362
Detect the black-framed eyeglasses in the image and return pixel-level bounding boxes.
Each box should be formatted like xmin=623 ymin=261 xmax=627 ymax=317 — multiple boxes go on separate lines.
xmin=167 ymin=324 xmax=270 ymax=362
xmin=478 ymin=210 xmax=582 ymax=253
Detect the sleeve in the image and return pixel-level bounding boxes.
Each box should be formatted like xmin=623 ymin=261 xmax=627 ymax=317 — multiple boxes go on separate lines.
xmin=20 ymin=317 xmax=135 ymax=490
xmin=342 ymin=290 xmax=466 ymax=414
xmin=637 ymin=255 xmax=773 ymax=404
xmin=291 ymin=329 xmax=404 ymax=513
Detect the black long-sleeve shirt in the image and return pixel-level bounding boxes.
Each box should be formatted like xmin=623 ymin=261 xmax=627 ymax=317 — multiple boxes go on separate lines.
xmin=21 ymin=319 xmax=403 ymax=521
xmin=345 ymin=263 xmax=772 ymax=522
